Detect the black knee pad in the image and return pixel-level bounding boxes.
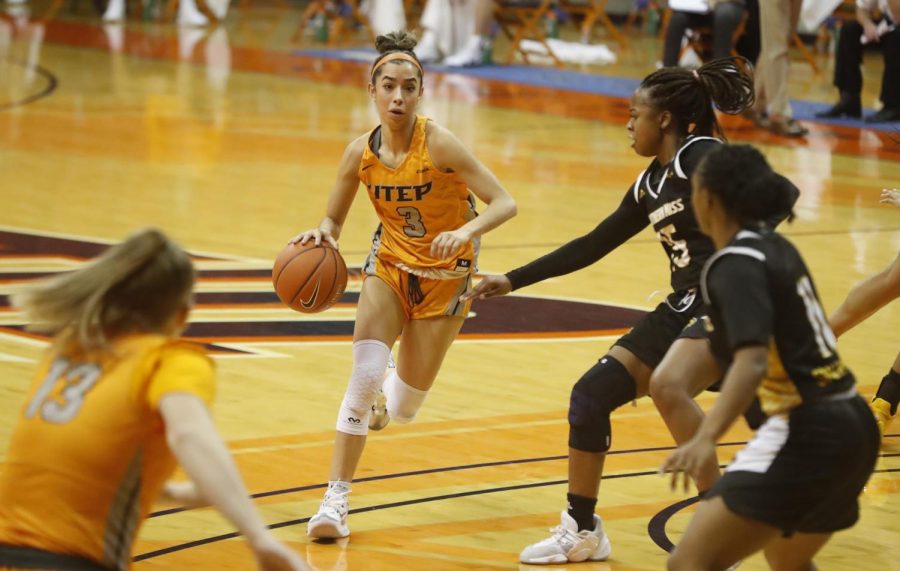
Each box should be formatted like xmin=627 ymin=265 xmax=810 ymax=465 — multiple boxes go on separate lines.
xmin=568 ymin=355 xmax=637 ymax=453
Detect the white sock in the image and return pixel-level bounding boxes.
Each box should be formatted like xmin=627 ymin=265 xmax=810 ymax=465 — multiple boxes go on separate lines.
xmin=384 ymin=370 xmax=428 ymax=424
xmin=328 ymin=480 xmax=351 ymax=495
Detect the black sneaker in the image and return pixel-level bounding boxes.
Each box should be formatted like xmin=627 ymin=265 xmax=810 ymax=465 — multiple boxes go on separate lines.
xmin=865 ymin=107 xmax=900 ymax=123
xmin=815 ymin=98 xmax=862 ymax=119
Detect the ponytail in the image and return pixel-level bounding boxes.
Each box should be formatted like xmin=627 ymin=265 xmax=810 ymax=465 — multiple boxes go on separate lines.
xmin=640 ymin=57 xmax=755 ymax=139
xmin=12 ymin=228 xmax=195 ymax=353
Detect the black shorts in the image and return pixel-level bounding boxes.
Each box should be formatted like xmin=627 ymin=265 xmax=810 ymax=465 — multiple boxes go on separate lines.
xmin=613 ymin=288 xmax=706 ymax=368
xmin=0 ymin=544 xmax=112 ymax=570
xmin=707 ymin=394 xmax=880 ymax=536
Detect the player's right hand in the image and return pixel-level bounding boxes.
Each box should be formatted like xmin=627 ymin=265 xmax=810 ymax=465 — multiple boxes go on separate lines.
xmin=459 ymin=274 xmax=512 ymax=301
xmin=251 ymin=535 xmax=310 ymax=571
xmin=863 ymin=21 xmax=880 ymax=43
xmin=881 ymin=188 xmax=900 ymax=207
xmin=289 ymin=229 xmax=338 ymax=249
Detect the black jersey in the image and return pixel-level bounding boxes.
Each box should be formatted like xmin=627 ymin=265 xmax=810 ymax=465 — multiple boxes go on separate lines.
xmin=701 ymin=229 xmax=856 ymax=416
xmin=631 ymin=136 xmax=719 ymax=291
xmin=505 ymin=136 xmax=721 ymax=292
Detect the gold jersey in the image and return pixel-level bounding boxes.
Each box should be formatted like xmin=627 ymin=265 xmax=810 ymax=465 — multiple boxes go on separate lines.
xmin=0 ymin=334 xmax=215 ymax=570
xmin=359 ymin=116 xmax=478 ymax=279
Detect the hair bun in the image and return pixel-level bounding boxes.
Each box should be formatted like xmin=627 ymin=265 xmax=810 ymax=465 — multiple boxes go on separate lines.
xmin=375 ymin=31 xmax=418 ymax=54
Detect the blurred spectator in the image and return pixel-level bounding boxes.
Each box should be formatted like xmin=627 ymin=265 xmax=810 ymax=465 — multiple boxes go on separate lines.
xmin=102 ymin=0 xmax=229 ymax=26
xmin=662 ymin=0 xmax=746 ymax=67
xmin=753 ymin=0 xmax=808 ymax=136
xmin=415 ymin=0 xmax=493 ymax=66
xmin=816 ymin=0 xmax=899 ymax=122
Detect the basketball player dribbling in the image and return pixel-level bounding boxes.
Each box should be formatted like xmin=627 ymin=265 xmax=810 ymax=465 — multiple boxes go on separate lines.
xmin=289 ymin=30 xmax=517 ymax=540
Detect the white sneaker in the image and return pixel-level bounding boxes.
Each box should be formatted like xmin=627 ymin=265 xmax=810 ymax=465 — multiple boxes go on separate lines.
xmin=443 ymin=36 xmax=488 ymax=67
xmin=519 ymin=511 xmax=612 ymax=564
xmin=414 ymin=29 xmax=441 ymax=64
xmin=101 ymin=0 xmax=125 ymax=22
xmin=307 ymin=488 xmax=350 ymax=538
xmin=177 ymin=0 xmax=208 ymax=27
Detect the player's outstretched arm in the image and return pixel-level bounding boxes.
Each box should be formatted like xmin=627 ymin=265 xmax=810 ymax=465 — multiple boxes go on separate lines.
xmin=830 ymin=250 xmax=900 ymax=337
xmin=160 ymin=394 xmax=309 ymax=571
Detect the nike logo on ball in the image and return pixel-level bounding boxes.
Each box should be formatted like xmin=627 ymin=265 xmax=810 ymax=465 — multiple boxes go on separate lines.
xmin=300 ymin=280 xmax=321 ymax=309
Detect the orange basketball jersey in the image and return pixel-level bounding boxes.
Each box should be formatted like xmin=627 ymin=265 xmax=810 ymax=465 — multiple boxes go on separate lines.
xmin=358 ymin=115 xmax=478 ymax=278
xmin=0 ymin=334 xmax=215 ymax=570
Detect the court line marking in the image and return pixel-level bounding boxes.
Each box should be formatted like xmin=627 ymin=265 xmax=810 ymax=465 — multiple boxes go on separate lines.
xmin=0 ymin=60 xmax=58 ymax=111
xmin=136 ymin=458 xmax=899 ymax=562
xmin=137 ymin=435 xmax=899 ymax=561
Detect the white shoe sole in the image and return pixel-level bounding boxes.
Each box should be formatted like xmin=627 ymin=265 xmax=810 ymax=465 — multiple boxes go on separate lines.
xmin=519 ymin=535 xmax=610 ymax=564
xmin=590 ymin=535 xmax=611 ymax=561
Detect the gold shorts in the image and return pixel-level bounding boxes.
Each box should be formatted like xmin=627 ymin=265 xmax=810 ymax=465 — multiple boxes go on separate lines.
xmin=365 ymin=258 xmax=472 ymax=320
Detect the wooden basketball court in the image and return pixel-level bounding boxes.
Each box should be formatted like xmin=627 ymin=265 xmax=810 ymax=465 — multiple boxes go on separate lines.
xmin=1 ymin=5 xmax=898 ymax=569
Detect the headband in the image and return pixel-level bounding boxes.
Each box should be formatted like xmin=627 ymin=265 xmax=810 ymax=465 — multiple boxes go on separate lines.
xmin=371 ymin=52 xmax=424 ymax=79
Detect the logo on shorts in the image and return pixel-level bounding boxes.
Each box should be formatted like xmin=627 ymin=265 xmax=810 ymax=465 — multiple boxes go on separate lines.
xmin=347 ymin=417 xmax=361 ymax=424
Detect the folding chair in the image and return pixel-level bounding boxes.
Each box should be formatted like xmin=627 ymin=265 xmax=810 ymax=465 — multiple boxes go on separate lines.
xmin=557 ymin=0 xmax=626 ymax=46
xmin=493 ymin=0 xmax=563 ymax=66
xmin=291 ymin=0 xmax=373 ymax=44
xmin=791 ymin=32 xmax=820 ymax=73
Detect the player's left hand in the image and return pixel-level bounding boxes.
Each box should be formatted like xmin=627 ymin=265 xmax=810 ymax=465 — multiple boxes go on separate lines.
xmin=660 ymin=435 xmax=717 ymax=494
xmin=431 ymin=229 xmax=472 ymax=260
xmin=160 ymin=480 xmax=208 ymax=507
xmin=881 ymin=188 xmax=900 ymax=207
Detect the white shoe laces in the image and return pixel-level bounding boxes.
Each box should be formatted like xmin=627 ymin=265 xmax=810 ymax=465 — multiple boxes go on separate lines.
xmin=318 ymin=490 xmax=348 ymax=520
xmin=548 ymin=524 xmax=579 ymax=547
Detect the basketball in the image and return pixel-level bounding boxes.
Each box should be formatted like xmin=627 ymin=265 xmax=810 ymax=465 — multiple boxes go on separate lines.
xmin=272 ymin=241 xmax=348 ymax=313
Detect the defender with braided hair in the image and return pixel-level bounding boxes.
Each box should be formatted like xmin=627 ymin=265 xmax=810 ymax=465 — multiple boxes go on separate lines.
xmin=462 ymin=57 xmax=796 ymax=565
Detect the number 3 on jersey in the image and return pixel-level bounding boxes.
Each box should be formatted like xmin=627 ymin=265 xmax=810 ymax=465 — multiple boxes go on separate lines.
xmin=25 ymin=359 xmax=102 ymax=424
xmin=397 ymin=206 xmax=427 ymax=238
xmin=658 ymin=224 xmax=691 ymax=269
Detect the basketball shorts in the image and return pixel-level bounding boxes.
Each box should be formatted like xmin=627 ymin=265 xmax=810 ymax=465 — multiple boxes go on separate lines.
xmin=707 ymin=392 xmax=880 ymax=536
xmin=613 ymin=288 xmax=706 ymax=368
xmin=0 ymin=544 xmax=113 ymax=570
xmin=365 ymin=258 xmax=472 ymax=320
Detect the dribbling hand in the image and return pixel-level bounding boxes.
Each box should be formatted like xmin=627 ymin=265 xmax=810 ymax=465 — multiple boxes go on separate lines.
xmin=459 ymin=274 xmax=512 ymax=302
xmin=289 ymin=229 xmax=338 ymax=249
xmin=881 ymin=188 xmax=900 ymax=207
